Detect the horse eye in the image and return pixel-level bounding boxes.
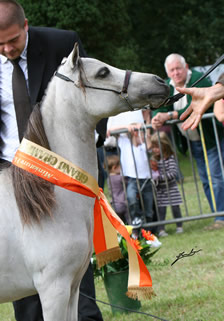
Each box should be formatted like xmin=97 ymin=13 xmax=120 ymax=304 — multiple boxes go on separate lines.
xmin=96 ymin=67 xmax=110 ymax=78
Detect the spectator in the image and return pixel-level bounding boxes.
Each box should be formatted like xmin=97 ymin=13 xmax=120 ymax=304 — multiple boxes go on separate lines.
xmin=151 ymin=132 xmax=183 ymax=237
xmin=107 ymin=110 xmax=154 ymax=235
xmin=107 ymin=154 xmax=131 ymax=224
xmin=151 ymin=53 xmax=224 ymax=229
xmin=0 ymin=0 xmax=104 ymax=320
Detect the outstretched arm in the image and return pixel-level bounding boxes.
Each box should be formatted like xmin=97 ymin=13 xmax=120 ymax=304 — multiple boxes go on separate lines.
xmin=214 ymin=98 xmax=224 ymax=122
xmin=177 ymin=83 xmax=224 ymax=130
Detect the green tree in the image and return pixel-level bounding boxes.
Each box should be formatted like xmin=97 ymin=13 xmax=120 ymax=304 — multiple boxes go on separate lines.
xmin=19 ymin=0 xmax=224 ymax=77
xmin=20 ymin=0 xmax=140 ymax=70
xmin=128 ymin=0 xmax=224 ymax=77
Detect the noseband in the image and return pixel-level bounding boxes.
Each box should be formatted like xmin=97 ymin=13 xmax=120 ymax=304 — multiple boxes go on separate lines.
xmin=54 ymin=69 xmax=135 ymax=111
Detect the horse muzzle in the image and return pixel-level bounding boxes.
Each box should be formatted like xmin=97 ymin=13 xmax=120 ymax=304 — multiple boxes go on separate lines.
xmin=139 ymin=76 xmax=170 ymax=110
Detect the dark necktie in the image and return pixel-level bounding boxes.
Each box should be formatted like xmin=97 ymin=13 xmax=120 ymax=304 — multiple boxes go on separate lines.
xmin=10 ymin=57 xmax=31 ymax=142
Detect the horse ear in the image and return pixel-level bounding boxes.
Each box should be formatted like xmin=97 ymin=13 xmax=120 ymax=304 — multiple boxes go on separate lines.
xmin=71 ymin=42 xmax=80 ymax=68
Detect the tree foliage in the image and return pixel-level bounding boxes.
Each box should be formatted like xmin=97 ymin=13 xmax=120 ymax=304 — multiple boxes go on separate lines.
xmin=128 ymin=0 xmax=224 ymax=77
xmin=20 ymin=0 xmax=141 ymax=70
xmin=20 ymin=0 xmax=224 ymax=78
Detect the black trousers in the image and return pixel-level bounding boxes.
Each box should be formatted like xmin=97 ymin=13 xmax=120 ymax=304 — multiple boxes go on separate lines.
xmin=13 ymin=263 xmax=103 ymax=321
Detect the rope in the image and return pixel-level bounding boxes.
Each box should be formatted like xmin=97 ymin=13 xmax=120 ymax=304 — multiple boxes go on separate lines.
xmin=80 ymin=291 xmax=170 ymax=321
xmin=198 ymin=122 xmax=217 ymax=211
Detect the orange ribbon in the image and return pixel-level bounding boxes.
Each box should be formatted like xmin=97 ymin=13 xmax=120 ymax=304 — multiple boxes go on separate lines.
xmin=12 ymin=139 xmax=155 ymax=300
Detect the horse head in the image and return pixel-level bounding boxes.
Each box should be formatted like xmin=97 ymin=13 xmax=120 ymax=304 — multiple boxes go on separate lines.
xmin=53 ymin=43 xmax=169 ymax=121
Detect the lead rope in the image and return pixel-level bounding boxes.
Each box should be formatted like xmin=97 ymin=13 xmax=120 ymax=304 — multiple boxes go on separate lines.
xmin=79 ymin=291 xmax=170 ymax=321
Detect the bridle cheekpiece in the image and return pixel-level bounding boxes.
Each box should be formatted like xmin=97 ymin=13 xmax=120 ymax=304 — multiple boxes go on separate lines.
xmin=54 ymin=69 xmax=136 ymax=111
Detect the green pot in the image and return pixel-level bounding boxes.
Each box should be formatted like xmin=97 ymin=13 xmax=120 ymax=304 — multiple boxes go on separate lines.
xmin=103 ymin=270 xmax=141 ymax=314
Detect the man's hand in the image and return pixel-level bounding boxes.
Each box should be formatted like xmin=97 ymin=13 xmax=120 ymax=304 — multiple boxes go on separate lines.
xmin=177 ymin=84 xmax=224 ymax=130
xmin=127 ymin=123 xmax=142 ymax=134
xmin=151 ymin=112 xmax=170 ymax=130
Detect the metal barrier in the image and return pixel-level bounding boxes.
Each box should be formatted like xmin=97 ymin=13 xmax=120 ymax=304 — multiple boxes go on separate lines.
xmin=104 ymin=112 xmax=224 ymax=229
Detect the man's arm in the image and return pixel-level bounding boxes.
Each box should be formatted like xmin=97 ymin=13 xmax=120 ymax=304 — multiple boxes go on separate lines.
xmin=214 ymin=98 xmax=224 ymax=122
xmin=151 ymin=110 xmax=178 ymax=130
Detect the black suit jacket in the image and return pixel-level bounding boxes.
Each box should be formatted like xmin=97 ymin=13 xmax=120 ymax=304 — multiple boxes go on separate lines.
xmin=0 ymin=26 xmax=107 ymax=155
xmin=27 ymin=26 xmax=87 ymax=106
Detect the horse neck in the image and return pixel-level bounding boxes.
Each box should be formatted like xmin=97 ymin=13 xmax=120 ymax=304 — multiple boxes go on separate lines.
xmin=40 ymin=84 xmax=98 ymax=180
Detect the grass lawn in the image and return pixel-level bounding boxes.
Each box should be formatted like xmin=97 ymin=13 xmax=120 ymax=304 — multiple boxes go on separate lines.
xmin=1 ymin=153 xmax=223 ymax=321
xmin=95 ymin=218 xmax=224 ymax=321
xmin=2 ymin=218 xmax=222 ymax=321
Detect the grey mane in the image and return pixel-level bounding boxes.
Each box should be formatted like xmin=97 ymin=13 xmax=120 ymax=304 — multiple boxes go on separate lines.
xmin=11 ymin=104 xmax=56 ymax=224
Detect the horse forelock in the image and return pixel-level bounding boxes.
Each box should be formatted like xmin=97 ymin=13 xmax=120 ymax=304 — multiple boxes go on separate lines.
xmin=11 ymin=105 xmax=56 ymax=225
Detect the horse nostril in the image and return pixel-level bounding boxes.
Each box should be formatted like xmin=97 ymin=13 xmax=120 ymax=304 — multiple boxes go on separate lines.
xmin=154 ymin=76 xmax=166 ymax=85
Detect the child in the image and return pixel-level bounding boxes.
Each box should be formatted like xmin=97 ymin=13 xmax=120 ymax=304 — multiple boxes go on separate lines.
xmin=107 ymin=110 xmax=154 ymax=230
xmin=151 ymin=131 xmax=183 ymax=237
xmin=107 ymin=154 xmax=131 ymax=224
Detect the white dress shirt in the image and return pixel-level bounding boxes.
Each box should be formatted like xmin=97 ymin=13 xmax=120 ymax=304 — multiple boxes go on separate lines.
xmin=0 ymin=34 xmax=29 ymax=161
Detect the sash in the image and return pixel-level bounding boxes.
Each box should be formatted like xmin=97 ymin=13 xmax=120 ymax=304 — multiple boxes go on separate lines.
xmin=12 ymin=138 xmax=155 ymax=300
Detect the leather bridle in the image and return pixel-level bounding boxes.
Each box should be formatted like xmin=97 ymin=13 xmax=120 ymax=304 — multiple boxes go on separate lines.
xmin=54 ymin=69 xmax=136 ymax=111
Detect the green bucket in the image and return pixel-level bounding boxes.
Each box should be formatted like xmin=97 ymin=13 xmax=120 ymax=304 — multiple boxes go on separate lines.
xmin=103 ymin=270 xmax=141 ymax=314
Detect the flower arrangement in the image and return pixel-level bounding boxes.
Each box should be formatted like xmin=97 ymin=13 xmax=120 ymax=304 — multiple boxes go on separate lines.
xmin=92 ymin=227 xmax=161 ymax=278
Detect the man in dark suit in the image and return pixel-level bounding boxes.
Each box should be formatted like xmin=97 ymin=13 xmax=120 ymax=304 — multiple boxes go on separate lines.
xmin=0 ymin=0 xmax=105 ymax=320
